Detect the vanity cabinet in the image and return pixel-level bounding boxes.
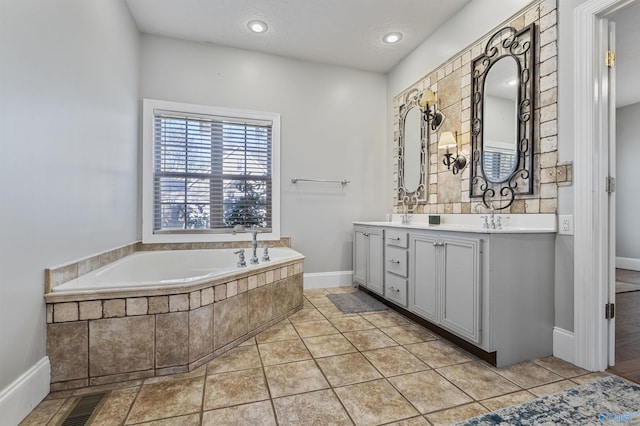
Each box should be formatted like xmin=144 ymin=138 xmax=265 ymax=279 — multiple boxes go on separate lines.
xmin=353 ymin=221 xmax=555 ymax=367
xmin=410 ymin=233 xmax=481 ymax=344
xmin=384 ymin=229 xmax=409 ymax=307
xmin=353 ymin=225 xmax=384 ymax=295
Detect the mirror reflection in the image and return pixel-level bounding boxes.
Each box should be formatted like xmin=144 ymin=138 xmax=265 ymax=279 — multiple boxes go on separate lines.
xmin=482 ymin=57 xmax=518 ymax=183
xmin=402 ymin=106 xmax=422 ymax=193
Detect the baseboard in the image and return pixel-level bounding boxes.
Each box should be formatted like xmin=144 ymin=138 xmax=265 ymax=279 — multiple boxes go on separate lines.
xmin=616 ymin=257 xmax=640 ymax=271
xmin=303 ymin=271 xmax=354 ymax=289
xmin=0 ymin=357 xmax=50 ymax=426
xmin=553 ymin=327 xmax=575 ymax=364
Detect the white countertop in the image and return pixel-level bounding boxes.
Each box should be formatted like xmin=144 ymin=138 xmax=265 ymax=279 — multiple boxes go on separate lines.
xmin=354 ymin=214 xmax=557 ymax=234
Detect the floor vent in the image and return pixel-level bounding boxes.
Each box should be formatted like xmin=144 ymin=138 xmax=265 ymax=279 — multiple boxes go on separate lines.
xmin=60 ymin=392 xmax=107 ymax=426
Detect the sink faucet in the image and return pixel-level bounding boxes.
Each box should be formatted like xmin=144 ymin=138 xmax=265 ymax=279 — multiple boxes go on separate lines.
xmin=475 ymin=202 xmax=497 ymax=229
xmin=401 ymin=205 xmax=411 ymax=225
xmin=249 ymin=225 xmax=260 ymax=265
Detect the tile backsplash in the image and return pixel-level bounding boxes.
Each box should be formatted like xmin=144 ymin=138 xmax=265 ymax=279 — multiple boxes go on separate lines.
xmin=393 ymin=0 xmax=567 ymax=214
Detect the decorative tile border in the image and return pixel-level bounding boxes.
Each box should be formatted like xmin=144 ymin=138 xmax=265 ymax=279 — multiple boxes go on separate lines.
xmin=393 ymin=0 xmax=562 ymax=214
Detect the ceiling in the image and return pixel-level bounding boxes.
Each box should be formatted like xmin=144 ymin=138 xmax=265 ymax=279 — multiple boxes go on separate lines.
xmin=125 ymin=0 xmax=471 ymax=73
xmin=611 ymin=2 xmax=640 ymax=108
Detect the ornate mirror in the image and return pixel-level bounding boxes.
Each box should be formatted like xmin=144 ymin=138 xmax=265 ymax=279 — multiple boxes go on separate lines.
xmin=470 ymin=23 xmax=535 ymax=209
xmin=398 ymin=89 xmax=426 ymax=211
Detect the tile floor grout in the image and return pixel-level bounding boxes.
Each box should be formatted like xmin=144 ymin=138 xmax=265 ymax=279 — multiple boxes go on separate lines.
xmin=22 ymin=286 xmax=609 ymax=425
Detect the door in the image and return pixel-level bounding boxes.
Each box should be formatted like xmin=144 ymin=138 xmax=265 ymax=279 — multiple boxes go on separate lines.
xmin=440 ymin=236 xmax=482 ymax=344
xmin=604 ymin=19 xmax=617 ymax=366
xmin=410 ymin=233 xmax=439 ymax=322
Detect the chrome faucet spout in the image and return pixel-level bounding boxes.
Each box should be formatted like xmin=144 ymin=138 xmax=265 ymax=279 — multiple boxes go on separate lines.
xmin=250 ymin=225 xmax=260 ymax=265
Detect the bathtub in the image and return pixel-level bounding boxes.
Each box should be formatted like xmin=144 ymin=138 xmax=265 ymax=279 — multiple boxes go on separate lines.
xmin=45 ymin=245 xmax=305 ymax=390
xmin=52 ymin=247 xmax=303 ymax=294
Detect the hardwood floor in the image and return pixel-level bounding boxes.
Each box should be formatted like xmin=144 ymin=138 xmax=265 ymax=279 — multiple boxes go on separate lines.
xmin=608 ymin=269 xmax=640 ymax=383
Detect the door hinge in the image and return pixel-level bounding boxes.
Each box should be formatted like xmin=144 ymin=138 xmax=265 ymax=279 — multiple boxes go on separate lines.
xmin=605 ymin=176 xmax=616 ymax=193
xmin=605 ymin=303 xmax=615 ymax=320
xmin=606 ymin=50 xmax=615 ymax=67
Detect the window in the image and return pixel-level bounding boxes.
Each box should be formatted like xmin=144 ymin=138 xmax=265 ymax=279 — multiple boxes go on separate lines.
xmin=143 ymin=99 xmax=280 ymax=243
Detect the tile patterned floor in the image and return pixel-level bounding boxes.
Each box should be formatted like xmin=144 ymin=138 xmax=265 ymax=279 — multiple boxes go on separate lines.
xmin=22 ymin=287 xmax=609 ymax=426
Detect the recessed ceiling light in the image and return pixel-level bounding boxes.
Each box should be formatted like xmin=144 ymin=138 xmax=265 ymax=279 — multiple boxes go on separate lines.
xmin=247 ymin=20 xmax=268 ymax=33
xmin=382 ymin=32 xmax=403 ymax=44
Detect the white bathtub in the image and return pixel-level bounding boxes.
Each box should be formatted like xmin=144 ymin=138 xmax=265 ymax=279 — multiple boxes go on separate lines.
xmin=52 ymin=247 xmax=304 ymax=293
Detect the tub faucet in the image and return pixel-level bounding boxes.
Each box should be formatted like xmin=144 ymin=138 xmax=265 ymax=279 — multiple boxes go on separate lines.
xmin=262 ymin=245 xmax=273 ymax=262
xmin=250 ymin=225 xmax=260 ymax=265
xmin=234 ymin=249 xmax=246 ymax=267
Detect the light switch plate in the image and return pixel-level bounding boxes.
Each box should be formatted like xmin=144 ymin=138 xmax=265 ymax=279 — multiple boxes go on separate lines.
xmin=558 ymin=215 xmax=574 ymax=235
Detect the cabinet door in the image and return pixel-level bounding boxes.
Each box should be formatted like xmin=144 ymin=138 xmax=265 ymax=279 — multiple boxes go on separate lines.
xmin=353 ymin=228 xmax=368 ymax=286
xmin=367 ymin=229 xmax=384 ymax=295
xmin=440 ymin=236 xmax=481 ymax=344
xmin=409 ymin=233 xmax=439 ymax=322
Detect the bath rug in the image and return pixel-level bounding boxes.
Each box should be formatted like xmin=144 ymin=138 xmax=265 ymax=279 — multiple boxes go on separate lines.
xmin=327 ymin=291 xmax=388 ymax=313
xmin=455 ymin=375 xmax=640 ymax=426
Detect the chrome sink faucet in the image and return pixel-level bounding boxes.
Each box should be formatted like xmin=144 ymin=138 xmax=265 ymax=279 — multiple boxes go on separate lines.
xmin=475 ymin=202 xmax=498 ymax=229
xmin=401 ymin=205 xmax=411 ymax=225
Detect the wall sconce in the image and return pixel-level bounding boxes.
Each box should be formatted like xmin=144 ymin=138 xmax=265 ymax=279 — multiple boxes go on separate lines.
xmin=439 ymin=131 xmax=467 ymax=175
xmin=419 ymin=88 xmax=443 ymax=131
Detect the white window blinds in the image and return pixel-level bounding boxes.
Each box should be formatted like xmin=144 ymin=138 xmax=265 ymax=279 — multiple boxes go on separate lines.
xmin=153 ymin=110 xmax=272 ymax=233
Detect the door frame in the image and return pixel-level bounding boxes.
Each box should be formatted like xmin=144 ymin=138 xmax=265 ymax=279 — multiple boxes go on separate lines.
xmin=573 ymin=0 xmax=635 ymax=371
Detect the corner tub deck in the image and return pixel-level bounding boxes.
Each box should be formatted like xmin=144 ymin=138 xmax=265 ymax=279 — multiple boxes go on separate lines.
xmin=45 ymin=247 xmax=304 ymax=391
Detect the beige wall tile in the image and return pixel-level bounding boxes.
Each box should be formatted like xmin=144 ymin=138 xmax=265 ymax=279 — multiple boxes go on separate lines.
xmin=148 ymin=296 xmax=169 ymax=314
xmin=126 ymin=298 xmax=148 ymax=316
xmin=214 ymin=293 xmax=248 ymax=350
xmin=201 ymin=287 xmax=214 ymax=305
xmin=79 ymin=301 xmax=102 ymax=320
xmin=156 ymin=312 xmax=189 ymax=368
xmin=54 ymin=302 xmax=78 ymax=322
xmin=89 ymin=316 xmax=154 ymax=376
xmin=47 ymin=322 xmax=88 ymax=382
xmin=248 ymin=285 xmax=273 ymax=332
xmin=189 ymin=305 xmax=214 ymax=363
xmin=169 ymin=294 xmax=189 ymax=312
xmin=103 ymin=299 xmax=126 ymax=318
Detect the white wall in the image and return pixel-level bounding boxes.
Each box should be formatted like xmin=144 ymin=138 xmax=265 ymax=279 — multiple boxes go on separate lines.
xmin=616 ymin=102 xmax=640 ymax=262
xmin=0 ymin=0 xmax=140 ymax=422
xmin=386 ymin=0 xmax=536 ymax=205
xmin=140 ymin=35 xmax=388 ymax=273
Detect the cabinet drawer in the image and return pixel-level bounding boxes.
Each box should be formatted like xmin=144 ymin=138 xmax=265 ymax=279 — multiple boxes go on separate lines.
xmin=386 ymin=230 xmax=408 ymax=248
xmin=385 ymin=273 xmax=407 ymax=307
xmin=385 ymin=246 xmax=408 ymax=277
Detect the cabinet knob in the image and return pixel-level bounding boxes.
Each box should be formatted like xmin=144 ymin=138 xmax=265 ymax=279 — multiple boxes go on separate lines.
xmin=433 ymin=242 xmax=438 ymax=247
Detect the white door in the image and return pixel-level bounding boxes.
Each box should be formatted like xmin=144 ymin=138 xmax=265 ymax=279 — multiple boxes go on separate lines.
xmin=606 ymin=20 xmax=617 ymax=366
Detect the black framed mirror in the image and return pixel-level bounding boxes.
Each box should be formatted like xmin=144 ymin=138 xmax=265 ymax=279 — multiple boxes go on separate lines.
xmin=470 ymin=23 xmax=535 ymax=210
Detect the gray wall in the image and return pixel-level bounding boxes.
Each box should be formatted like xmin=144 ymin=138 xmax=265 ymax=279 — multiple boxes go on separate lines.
xmin=616 ymin=102 xmax=640 ymax=261
xmin=140 ymin=35 xmax=388 ymax=273
xmin=0 ymin=0 xmax=140 ymax=420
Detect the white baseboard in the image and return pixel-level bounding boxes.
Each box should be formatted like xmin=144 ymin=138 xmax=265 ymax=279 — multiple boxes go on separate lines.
xmin=303 ymin=271 xmax=354 ymax=289
xmin=616 ymin=257 xmax=640 ymax=271
xmin=553 ymin=327 xmax=575 ymax=364
xmin=0 ymin=357 xmax=50 ymax=426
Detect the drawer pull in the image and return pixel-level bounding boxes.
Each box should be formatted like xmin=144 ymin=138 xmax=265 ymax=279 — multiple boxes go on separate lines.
xmin=388 ymin=286 xmax=400 ymax=293
xmin=387 ymin=259 xmax=400 ymax=264
xmin=390 ymin=237 xmax=401 ymax=241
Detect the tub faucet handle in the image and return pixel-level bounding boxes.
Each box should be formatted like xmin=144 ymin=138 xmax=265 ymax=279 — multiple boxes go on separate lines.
xmin=262 ymin=245 xmax=273 ymax=262
xmin=234 ymin=249 xmax=247 ymax=268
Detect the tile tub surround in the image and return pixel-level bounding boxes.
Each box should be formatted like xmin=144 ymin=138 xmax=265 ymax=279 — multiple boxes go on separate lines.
xmin=26 ymin=287 xmax=607 ymax=426
xmin=45 ymin=261 xmax=304 ymax=390
xmin=393 ymin=0 xmax=566 ymax=215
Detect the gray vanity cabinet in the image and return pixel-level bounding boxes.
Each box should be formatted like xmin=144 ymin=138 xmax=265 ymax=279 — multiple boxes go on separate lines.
xmin=384 ymin=229 xmax=409 ymax=306
xmin=410 ymin=232 xmax=481 ymax=344
xmin=353 ymin=225 xmax=384 ymax=295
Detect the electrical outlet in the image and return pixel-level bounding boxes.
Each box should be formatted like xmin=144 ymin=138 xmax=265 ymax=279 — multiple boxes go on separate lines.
xmin=559 ymin=215 xmax=574 ymax=235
